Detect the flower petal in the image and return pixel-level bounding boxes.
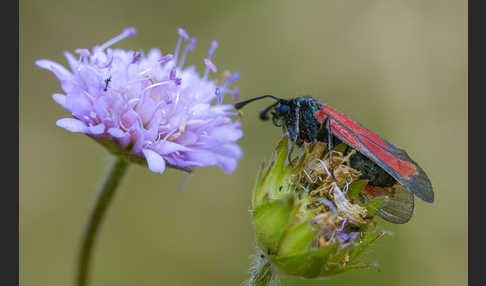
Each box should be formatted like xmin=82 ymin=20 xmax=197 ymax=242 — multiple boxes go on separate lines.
xmin=143 ymin=149 xmax=166 ymax=174
xmin=35 ymin=59 xmax=73 ymax=81
xmin=132 ymin=129 xmax=145 ymax=154
xmin=216 ymin=156 xmax=238 ymax=174
xmin=208 ymin=125 xmax=243 ymax=142
xmin=155 ymin=141 xmax=191 ymax=155
xmin=218 ymin=144 xmax=243 ymax=160
xmin=64 ymin=51 xmax=78 ymax=72
xmin=52 ymin=93 xmax=67 ymax=108
xmin=107 ymin=127 xmax=126 ymax=138
xmin=56 ymin=118 xmax=88 ymax=133
xmin=88 ymin=123 xmax=105 ymax=135
xmin=65 ymin=94 xmax=92 ymax=118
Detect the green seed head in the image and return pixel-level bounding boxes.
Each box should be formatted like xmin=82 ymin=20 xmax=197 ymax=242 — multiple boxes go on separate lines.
xmin=247 ymin=137 xmax=389 ymax=284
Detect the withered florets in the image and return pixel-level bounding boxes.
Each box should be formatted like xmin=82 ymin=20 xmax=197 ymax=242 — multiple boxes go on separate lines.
xmin=297 ymin=142 xmax=372 ymax=245
xmin=247 ymin=137 xmax=389 ymax=285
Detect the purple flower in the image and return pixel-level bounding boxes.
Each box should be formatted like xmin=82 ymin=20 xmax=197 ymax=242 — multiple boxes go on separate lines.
xmin=36 ymin=27 xmax=243 ymax=174
xmin=336 ymin=231 xmax=360 ymax=248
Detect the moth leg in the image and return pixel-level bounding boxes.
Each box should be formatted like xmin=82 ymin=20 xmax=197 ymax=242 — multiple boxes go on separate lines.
xmin=294 ymin=102 xmax=300 ymax=142
xmin=288 ymin=141 xmax=296 ymax=166
xmin=288 ymin=103 xmax=301 ymax=166
xmin=326 ymin=118 xmax=335 ymax=179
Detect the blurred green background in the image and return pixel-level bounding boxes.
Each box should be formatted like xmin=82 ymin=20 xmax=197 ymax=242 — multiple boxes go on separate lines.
xmin=20 ymin=0 xmax=467 ymax=285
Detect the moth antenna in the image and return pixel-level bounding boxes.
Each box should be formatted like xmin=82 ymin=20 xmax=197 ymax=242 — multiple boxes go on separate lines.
xmin=234 ymin=95 xmax=280 ymax=110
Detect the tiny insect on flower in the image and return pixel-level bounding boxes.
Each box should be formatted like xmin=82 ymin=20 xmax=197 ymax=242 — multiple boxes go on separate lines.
xmin=36 ymin=27 xmax=243 ymax=174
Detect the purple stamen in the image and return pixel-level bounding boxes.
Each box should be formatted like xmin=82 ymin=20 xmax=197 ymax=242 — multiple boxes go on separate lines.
xmin=169 ymin=67 xmax=177 ymax=80
xmin=174 ymin=28 xmax=190 ymax=64
xmin=336 ymin=233 xmax=349 ymax=243
xmin=329 ymin=230 xmax=337 ymax=242
xmin=99 ymin=27 xmax=137 ymax=51
xmin=131 ymin=51 xmax=142 ymax=64
xmin=124 ymin=27 xmax=137 ymax=37
xmin=216 ymin=93 xmax=224 ymax=104
xmin=75 ymin=49 xmax=90 ymax=57
xmin=204 ymin=58 xmax=217 ymax=72
xmin=337 ymin=219 xmax=347 ymax=232
xmin=158 ymin=54 xmax=174 ymax=65
xmin=337 ymin=232 xmax=359 ymax=248
xmin=138 ymin=68 xmax=153 ymax=76
xmin=168 ymin=67 xmax=181 ymax=85
xmin=203 ymin=58 xmax=217 ymax=80
xmin=178 ymin=37 xmax=197 ymax=69
xmin=172 ymin=89 xmax=181 ymax=108
xmin=177 ymin=27 xmax=190 ymax=40
xmin=144 ymin=80 xmax=172 ymax=91
xmin=224 ymin=72 xmax=240 ymax=86
xmin=75 ymin=49 xmax=90 ymax=63
xmin=231 ymin=87 xmax=240 ymax=101
xmin=208 ymin=40 xmax=218 ymax=58
xmin=189 ymin=37 xmax=197 ymax=49
xmin=214 ymin=86 xmax=239 ymax=102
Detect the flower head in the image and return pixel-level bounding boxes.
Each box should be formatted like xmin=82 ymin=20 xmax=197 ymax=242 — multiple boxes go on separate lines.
xmin=36 ymin=27 xmax=243 ymax=174
xmin=246 ymin=137 xmax=392 ymax=285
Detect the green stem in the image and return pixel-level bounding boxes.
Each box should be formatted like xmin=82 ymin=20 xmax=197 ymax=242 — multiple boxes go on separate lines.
xmin=252 ymin=262 xmax=274 ymax=286
xmin=247 ymin=255 xmax=276 ymax=286
xmin=76 ymin=157 xmax=129 ymax=286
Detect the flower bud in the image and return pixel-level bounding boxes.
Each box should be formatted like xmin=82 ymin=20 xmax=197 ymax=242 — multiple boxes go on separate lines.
xmin=247 ymin=137 xmax=390 ymax=285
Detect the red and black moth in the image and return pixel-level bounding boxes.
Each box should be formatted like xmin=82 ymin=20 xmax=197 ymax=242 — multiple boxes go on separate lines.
xmin=235 ymin=95 xmax=434 ymax=224
xmin=313 ymin=104 xmax=434 ymax=203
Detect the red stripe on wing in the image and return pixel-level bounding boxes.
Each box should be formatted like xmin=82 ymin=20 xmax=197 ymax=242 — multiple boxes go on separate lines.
xmin=363 ymin=184 xmax=394 ymax=198
xmin=318 ymin=105 xmax=390 ymax=151
xmin=358 ymin=133 xmax=418 ymax=179
xmin=314 ymin=106 xmax=419 ymax=180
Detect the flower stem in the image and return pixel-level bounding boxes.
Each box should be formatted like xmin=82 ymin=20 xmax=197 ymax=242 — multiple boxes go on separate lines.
xmin=248 ymin=260 xmax=275 ymax=286
xmin=246 ymin=250 xmax=276 ymax=286
xmin=76 ymin=157 xmax=129 ymax=286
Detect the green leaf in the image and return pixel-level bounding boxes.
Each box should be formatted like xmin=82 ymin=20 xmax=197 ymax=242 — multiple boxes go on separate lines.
xmin=348 ymin=230 xmax=383 ymax=262
xmin=278 ymin=220 xmax=318 ymax=256
xmin=333 ymin=142 xmax=348 ymax=153
xmin=326 ymin=261 xmax=379 ymax=276
xmin=272 ymin=244 xmax=339 ymax=278
xmin=347 ymin=180 xmax=369 ymax=201
xmin=324 ymin=245 xmax=350 ymax=274
xmin=254 ymin=138 xmax=289 ymax=206
xmin=253 ymin=197 xmax=294 ymax=253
